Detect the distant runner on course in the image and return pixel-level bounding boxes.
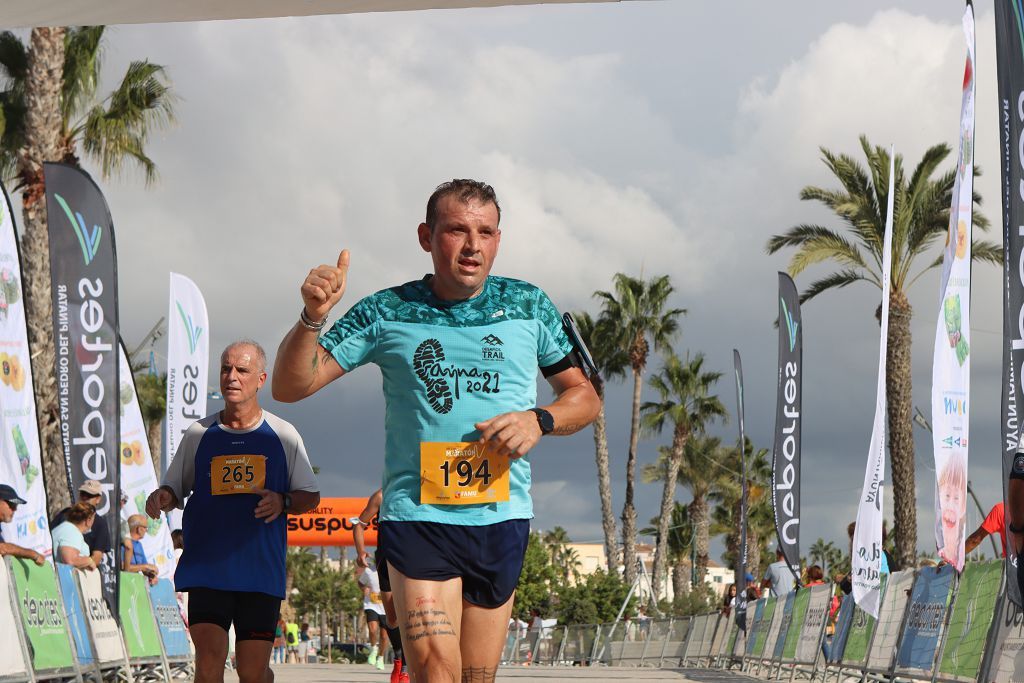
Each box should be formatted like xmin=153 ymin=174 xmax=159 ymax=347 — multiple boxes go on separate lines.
xmin=273 ymin=179 xmax=600 ymax=683
xmin=352 ymin=489 xmax=408 ymax=683
xmin=146 ymin=340 xmax=321 ymax=683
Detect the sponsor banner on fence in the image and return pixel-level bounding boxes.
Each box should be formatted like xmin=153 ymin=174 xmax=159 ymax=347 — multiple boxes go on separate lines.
xmin=56 ymin=564 xmax=94 ymax=666
xmin=829 ymin=595 xmax=855 ymax=664
xmin=988 ymin=595 xmax=1024 ymax=682
xmin=931 ymin=4 xmax=974 ymax=572
xmin=9 ymin=557 xmax=76 ymax=672
xmin=773 ymin=590 xmax=795 ymax=659
xmin=795 ymin=584 xmax=830 ymax=664
xmin=0 ymin=181 xmax=51 ymax=560
xmin=287 ymin=497 xmax=377 ymax=546
xmin=895 ymin=564 xmax=955 ymax=673
xmin=867 ymin=570 xmax=913 ymax=673
xmin=782 ymin=586 xmax=810 ymax=661
xmin=746 ymin=599 xmax=764 ymax=655
xmin=996 ymin=0 xmax=1024 ymax=608
xmin=149 ymin=579 xmax=190 ymax=658
xmin=842 ymin=597 xmax=879 ymax=666
xmin=772 ymin=274 xmax=802 ymax=581
xmin=44 ymin=162 xmax=120 ymax=614
xmin=0 ymin=559 xmax=28 ymax=677
xmin=78 ymin=567 xmax=125 ymax=665
xmin=938 ymin=559 xmax=1001 ymax=680
xmin=733 ymin=350 xmax=748 ymax=597
xmin=853 ymin=150 xmax=896 ymax=618
xmin=753 ymin=597 xmax=776 ymax=657
xmin=118 ymin=342 xmax=176 ymax=578
xmin=119 ymin=572 xmax=163 ymax=659
xmin=165 ymin=272 xmax=208 ymax=475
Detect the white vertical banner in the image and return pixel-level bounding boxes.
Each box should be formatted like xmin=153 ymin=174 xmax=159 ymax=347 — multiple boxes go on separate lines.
xmin=0 ymin=182 xmax=52 ymax=558
xmin=119 ymin=342 xmax=176 ymax=579
xmin=852 ymin=148 xmax=896 ymax=619
xmin=77 ymin=566 xmax=128 ymax=664
xmin=931 ymin=6 xmax=974 ymax=573
xmin=165 ymin=272 xmax=208 ymax=468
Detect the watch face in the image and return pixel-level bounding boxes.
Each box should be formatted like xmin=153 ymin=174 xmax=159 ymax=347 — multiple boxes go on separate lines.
xmin=534 ymin=409 xmax=554 ymax=433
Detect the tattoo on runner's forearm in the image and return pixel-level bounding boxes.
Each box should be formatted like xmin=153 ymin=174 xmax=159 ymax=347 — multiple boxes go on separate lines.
xmin=462 ymin=667 xmax=498 ymax=683
xmin=551 ymin=423 xmax=584 ymax=435
xmin=404 ymin=608 xmax=457 ymax=642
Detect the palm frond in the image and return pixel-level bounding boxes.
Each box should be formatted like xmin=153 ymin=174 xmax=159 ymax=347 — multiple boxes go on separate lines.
xmin=799 ymin=269 xmax=873 ymax=305
xmin=0 ymin=32 xmax=27 ymax=84
xmin=62 ymin=26 xmax=104 ymax=124
xmin=78 ymin=60 xmax=176 ymax=184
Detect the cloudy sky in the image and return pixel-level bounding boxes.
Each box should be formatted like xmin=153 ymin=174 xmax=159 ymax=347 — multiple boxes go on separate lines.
xmin=41 ymin=0 xmax=1007 ymax=563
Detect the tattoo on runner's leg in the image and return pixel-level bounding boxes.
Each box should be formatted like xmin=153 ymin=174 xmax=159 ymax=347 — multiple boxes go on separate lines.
xmin=404 ymin=608 xmax=457 ymax=642
xmin=462 ymin=667 xmax=497 ymax=683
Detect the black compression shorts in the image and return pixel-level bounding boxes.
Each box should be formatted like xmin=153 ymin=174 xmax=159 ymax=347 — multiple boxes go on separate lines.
xmin=187 ymin=587 xmax=281 ymax=641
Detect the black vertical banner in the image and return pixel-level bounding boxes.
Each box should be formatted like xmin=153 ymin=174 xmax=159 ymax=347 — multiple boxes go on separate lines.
xmin=772 ymin=273 xmax=802 ymax=584
xmin=996 ymin=0 xmax=1024 ymax=608
xmin=44 ymin=162 xmax=120 ymax=614
xmin=733 ymin=350 xmax=748 ymax=604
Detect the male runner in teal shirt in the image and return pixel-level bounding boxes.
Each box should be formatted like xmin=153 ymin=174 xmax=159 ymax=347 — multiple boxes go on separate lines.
xmin=273 ymin=179 xmax=600 ymax=683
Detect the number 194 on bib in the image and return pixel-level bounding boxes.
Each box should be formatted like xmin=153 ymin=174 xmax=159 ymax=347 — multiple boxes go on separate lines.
xmin=420 ymin=442 xmax=510 ymax=505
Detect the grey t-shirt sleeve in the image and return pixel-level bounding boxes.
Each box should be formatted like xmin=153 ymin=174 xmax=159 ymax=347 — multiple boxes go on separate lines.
xmin=265 ymin=413 xmax=319 ymax=493
xmin=161 ymin=419 xmax=207 ymax=509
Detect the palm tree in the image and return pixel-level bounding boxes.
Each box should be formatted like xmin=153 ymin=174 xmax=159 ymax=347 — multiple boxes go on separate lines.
xmin=134 ymin=373 xmax=167 ymax=472
xmin=642 ymin=501 xmax=694 ymax=599
xmin=766 ymin=136 xmax=1000 ymax=569
xmin=0 ymin=28 xmax=175 ymax=515
xmin=596 ymin=274 xmax=684 ymax=585
xmin=640 ymin=352 xmax=726 ymax=600
xmin=643 ymin=435 xmax=725 ymax=594
xmin=808 ymin=538 xmax=836 ymax=576
xmin=574 ymin=311 xmax=628 ymax=574
xmin=710 ymin=438 xmax=772 ymax=581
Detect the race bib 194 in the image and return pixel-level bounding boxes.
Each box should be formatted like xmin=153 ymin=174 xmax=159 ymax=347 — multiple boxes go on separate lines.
xmin=210 ymin=454 xmax=266 ymax=495
xmin=420 ymin=442 xmax=510 ymax=505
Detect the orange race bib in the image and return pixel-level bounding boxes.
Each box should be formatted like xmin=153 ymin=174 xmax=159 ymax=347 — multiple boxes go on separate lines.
xmin=210 ymin=454 xmax=266 ymax=495
xmin=369 ymin=592 xmax=382 ymax=604
xmin=420 ymin=442 xmax=510 ymax=505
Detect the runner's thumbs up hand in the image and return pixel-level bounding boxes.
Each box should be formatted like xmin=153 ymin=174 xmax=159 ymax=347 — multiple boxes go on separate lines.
xmin=301 ymin=249 xmax=350 ymax=323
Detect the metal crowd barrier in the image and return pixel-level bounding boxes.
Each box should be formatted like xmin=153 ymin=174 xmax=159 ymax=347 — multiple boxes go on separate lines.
xmin=1 ymin=556 xmax=194 ymax=683
xmin=499 ymin=559 xmax=1024 ymax=682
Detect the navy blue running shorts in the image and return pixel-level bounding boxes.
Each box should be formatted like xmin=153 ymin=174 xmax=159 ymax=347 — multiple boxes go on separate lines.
xmin=375 ymin=549 xmax=391 ymax=592
xmin=378 ymin=519 xmax=530 ymax=608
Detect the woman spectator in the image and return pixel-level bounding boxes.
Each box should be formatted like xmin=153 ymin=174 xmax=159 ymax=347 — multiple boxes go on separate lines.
xmin=273 ymin=617 xmax=287 ymax=664
xmin=722 ymin=583 xmax=737 ymax=616
xmin=51 ymin=502 xmax=97 ymax=570
xmin=805 ymin=565 xmax=825 ymax=586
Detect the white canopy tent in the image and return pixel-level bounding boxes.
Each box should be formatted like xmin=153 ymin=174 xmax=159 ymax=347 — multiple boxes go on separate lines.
xmin=1 ymin=0 xmax=617 ymax=28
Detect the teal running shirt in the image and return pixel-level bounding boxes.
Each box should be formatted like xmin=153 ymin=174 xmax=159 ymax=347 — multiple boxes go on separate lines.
xmin=320 ymin=275 xmax=574 ymax=525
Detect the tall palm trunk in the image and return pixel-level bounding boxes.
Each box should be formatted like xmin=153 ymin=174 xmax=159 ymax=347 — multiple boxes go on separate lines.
xmin=651 ymin=429 xmax=685 ymax=601
xmin=886 ymin=291 xmax=915 ymax=570
xmin=19 ymin=28 xmax=67 ymax=518
xmin=621 ymin=365 xmax=643 ymax=586
xmin=146 ymin=419 xmax=162 ymax=474
xmin=747 ymin=527 xmax=761 ymax=582
xmin=690 ymin=495 xmax=710 ymax=589
xmin=672 ymin=561 xmax=687 ymax=599
xmin=592 ymin=384 xmax=619 ymax=574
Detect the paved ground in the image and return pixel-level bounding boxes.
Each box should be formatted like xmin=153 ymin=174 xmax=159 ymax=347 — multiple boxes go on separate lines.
xmin=226 ymin=664 xmax=759 ymax=682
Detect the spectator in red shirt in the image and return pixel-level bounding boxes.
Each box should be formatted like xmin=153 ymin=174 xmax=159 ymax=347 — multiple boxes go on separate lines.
xmin=965 ymin=501 xmax=1007 ymax=558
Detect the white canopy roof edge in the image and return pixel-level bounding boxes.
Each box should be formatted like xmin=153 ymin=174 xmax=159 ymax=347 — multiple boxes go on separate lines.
xmin=2 ymin=0 xmax=619 ymax=29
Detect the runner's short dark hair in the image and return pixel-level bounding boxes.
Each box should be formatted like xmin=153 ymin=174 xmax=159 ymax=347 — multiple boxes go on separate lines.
xmin=425 ymin=179 xmax=500 ymax=231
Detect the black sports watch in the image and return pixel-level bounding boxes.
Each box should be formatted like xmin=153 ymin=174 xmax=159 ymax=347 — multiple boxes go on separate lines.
xmin=282 ymin=492 xmax=293 ymax=513
xmin=530 ymin=408 xmax=555 ymax=435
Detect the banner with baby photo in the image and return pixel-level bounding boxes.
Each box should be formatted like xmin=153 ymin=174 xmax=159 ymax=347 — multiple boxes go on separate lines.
xmin=118 ymin=340 xmax=176 ymax=579
xmin=0 ymin=180 xmax=51 ymax=558
xmin=930 ymin=3 xmax=974 ymax=573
